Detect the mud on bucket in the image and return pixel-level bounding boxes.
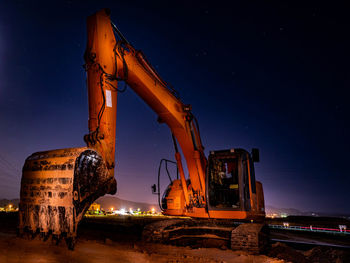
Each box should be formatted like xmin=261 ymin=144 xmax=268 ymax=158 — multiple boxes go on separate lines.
xmin=19 ymin=147 xmax=116 ymax=239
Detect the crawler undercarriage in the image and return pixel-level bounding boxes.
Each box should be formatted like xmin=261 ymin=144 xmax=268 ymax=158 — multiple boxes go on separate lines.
xmin=142 ymin=218 xmax=269 ymax=254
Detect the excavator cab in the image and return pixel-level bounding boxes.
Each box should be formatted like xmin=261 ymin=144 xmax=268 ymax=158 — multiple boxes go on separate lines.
xmin=207 ymin=148 xmax=264 ymax=219
xmin=160 ymin=148 xmax=265 ymax=221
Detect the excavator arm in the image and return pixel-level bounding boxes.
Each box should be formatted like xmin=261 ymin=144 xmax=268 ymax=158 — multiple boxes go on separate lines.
xmin=83 ymin=9 xmax=208 ymax=212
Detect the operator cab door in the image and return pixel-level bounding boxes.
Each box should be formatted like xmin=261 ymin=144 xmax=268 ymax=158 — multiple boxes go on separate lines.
xmin=206 ymin=149 xmax=252 ymax=213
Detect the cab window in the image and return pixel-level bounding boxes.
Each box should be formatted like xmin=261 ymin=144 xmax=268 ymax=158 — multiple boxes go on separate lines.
xmin=208 ymin=157 xmax=240 ymax=209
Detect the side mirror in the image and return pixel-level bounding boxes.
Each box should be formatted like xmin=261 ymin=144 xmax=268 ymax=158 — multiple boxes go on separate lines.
xmin=151 ymin=184 xmax=157 ymax=194
xmin=252 ymin=148 xmax=260 ymax=162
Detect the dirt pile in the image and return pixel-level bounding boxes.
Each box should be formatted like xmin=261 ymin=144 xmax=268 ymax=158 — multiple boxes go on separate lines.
xmin=268 ymin=242 xmax=307 ymax=263
xmin=268 ymin=242 xmax=350 ymax=263
xmin=303 ymin=246 xmax=350 ymax=263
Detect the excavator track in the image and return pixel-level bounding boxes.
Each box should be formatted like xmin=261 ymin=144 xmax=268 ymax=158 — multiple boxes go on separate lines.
xmin=142 ymin=218 xmax=269 ymax=253
xmin=18 ymin=147 xmax=116 ymax=249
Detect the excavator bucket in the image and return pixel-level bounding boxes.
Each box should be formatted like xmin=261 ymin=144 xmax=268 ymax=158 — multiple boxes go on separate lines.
xmin=18 ymin=147 xmax=116 ymax=246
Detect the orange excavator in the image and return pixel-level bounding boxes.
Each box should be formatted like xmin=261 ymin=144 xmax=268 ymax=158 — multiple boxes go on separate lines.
xmin=19 ymin=9 xmax=266 ymax=252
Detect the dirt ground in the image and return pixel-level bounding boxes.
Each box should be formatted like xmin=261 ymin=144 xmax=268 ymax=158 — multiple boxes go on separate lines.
xmin=0 ymin=232 xmax=284 ymax=263
xmin=1 ymin=213 xmax=349 ymax=263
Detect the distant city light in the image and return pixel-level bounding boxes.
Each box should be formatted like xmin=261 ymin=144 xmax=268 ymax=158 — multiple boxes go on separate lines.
xmin=84 ymin=203 xmax=165 ymax=217
xmin=280 ymin=213 xmax=288 ymax=218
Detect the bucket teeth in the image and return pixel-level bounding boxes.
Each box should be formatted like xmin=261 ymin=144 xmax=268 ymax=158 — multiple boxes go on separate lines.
xmin=19 ymin=204 xmax=74 ymax=235
xmin=18 ymin=147 xmax=116 ymax=249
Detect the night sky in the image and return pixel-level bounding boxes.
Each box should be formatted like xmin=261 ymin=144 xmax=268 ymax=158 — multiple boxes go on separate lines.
xmin=0 ymin=1 xmax=349 ymax=214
